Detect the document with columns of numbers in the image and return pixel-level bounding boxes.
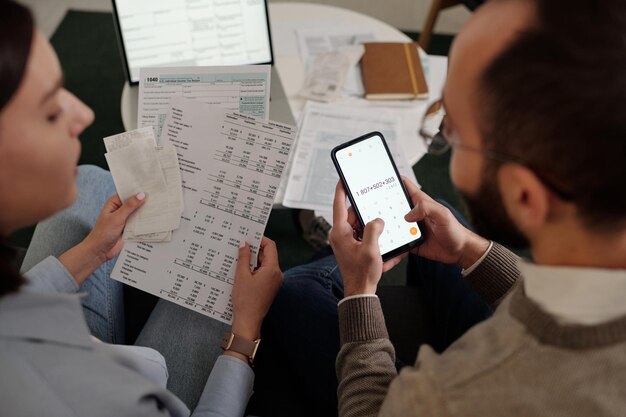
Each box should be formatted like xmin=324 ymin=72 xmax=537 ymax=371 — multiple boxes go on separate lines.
xmin=112 ymin=96 xmax=296 ymax=324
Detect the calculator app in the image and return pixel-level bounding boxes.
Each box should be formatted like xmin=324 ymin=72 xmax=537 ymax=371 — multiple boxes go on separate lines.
xmin=335 ymin=134 xmax=422 ymax=255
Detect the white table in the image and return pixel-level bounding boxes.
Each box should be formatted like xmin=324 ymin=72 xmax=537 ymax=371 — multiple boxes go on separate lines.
xmin=267 ymin=3 xmax=412 ymax=117
xmin=121 ymin=2 xmax=447 ymax=164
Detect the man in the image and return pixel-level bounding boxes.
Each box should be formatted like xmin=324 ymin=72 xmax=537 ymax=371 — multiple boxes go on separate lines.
xmin=251 ymin=0 xmax=626 ymax=416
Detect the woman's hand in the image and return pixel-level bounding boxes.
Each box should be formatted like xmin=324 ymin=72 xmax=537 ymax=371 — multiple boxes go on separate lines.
xmin=402 ymin=178 xmax=489 ymax=269
xmin=59 ymin=192 xmax=145 ymax=285
xmin=83 ymin=193 xmax=146 ymax=262
xmin=329 ymin=182 xmax=406 ymax=297
xmin=231 ymin=237 xmax=283 ymax=341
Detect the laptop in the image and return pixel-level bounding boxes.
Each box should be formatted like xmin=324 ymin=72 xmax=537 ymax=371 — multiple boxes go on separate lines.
xmin=111 ymin=0 xmax=295 ymax=126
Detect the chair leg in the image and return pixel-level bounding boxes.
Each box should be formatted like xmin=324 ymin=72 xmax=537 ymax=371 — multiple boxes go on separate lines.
xmin=418 ymin=0 xmax=462 ymax=51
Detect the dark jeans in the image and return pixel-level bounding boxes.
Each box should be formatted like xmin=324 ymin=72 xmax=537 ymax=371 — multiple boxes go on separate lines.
xmin=248 ymin=203 xmax=493 ymax=417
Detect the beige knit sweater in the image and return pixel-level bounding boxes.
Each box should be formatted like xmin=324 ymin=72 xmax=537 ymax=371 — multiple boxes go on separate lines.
xmin=336 ymin=243 xmax=626 ymax=416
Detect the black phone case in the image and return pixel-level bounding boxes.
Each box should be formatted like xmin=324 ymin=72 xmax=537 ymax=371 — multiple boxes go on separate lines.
xmin=330 ymin=131 xmax=425 ymax=261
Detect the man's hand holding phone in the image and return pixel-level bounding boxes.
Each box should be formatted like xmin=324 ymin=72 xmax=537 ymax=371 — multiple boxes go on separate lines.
xmin=330 ymin=182 xmax=407 ymax=296
xmin=402 ymin=178 xmax=490 ymax=269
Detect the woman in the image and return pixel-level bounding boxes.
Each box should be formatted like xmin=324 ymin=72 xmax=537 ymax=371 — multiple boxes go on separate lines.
xmin=0 ymin=1 xmax=283 ymax=416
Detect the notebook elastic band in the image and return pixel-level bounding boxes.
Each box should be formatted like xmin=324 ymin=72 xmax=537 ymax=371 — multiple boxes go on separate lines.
xmin=403 ymin=43 xmax=419 ymax=97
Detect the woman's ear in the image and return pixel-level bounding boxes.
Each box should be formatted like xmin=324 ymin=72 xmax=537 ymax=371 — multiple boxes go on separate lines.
xmin=497 ymin=163 xmax=550 ymax=235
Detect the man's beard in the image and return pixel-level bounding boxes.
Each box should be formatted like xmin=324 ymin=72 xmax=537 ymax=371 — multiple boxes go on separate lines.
xmin=460 ymin=164 xmax=530 ymax=249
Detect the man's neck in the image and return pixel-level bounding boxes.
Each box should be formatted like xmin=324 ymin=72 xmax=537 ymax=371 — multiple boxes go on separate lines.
xmin=531 ymin=224 xmax=626 ymax=269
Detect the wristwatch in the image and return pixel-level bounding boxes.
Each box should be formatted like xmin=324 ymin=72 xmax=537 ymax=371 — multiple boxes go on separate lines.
xmin=221 ymin=332 xmax=261 ymax=365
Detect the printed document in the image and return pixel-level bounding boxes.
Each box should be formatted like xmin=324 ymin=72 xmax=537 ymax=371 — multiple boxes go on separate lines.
xmin=281 ymin=101 xmax=420 ymax=212
xmin=112 ymin=97 xmax=296 ymax=324
xmin=299 ymin=45 xmax=365 ymax=102
xmin=104 ymin=127 xmax=183 ymax=240
xmin=138 ymin=65 xmax=271 ymax=139
xmin=297 ymin=27 xmax=375 ymax=61
xmin=296 ymin=27 xmax=376 ymax=96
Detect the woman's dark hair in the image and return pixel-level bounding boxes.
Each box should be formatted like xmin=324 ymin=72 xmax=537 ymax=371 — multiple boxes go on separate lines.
xmin=0 ymin=240 xmax=25 ymax=296
xmin=0 ymin=0 xmax=35 ymax=296
xmin=0 ymin=0 xmax=34 ymax=110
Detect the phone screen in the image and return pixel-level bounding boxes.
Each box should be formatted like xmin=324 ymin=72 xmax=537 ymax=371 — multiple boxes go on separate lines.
xmin=332 ymin=132 xmax=423 ymax=259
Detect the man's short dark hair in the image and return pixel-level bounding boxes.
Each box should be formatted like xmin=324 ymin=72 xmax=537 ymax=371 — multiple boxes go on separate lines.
xmin=479 ymin=0 xmax=626 ymax=232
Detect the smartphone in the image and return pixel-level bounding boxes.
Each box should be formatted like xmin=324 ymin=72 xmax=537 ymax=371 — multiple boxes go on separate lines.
xmin=331 ymin=131 xmax=424 ymax=261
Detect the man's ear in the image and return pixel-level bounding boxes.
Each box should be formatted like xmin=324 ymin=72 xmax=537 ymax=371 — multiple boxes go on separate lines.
xmin=497 ymin=163 xmax=550 ymax=233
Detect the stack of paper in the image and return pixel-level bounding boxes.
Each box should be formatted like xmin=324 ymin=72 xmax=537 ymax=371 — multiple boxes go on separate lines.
xmin=111 ymin=96 xmax=297 ymax=324
xmin=104 ymin=127 xmax=183 ymax=242
xmin=299 ymin=45 xmax=365 ymax=102
xmin=106 ymin=65 xmax=299 ymax=324
xmin=277 ymin=101 xmax=421 ymax=216
xmin=297 ymin=26 xmax=376 ymax=98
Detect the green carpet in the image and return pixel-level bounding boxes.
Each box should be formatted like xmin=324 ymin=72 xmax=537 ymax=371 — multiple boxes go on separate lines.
xmin=10 ymin=10 xmax=462 ymax=285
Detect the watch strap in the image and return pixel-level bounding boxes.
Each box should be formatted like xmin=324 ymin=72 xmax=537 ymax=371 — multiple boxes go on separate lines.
xmin=221 ymin=332 xmax=260 ymax=364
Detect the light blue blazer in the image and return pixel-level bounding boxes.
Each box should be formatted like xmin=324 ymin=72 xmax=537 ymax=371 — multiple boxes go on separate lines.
xmin=0 ymin=256 xmax=254 ymax=417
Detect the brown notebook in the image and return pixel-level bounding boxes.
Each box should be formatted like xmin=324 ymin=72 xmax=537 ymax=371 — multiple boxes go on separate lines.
xmin=361 ymin=42 xmax=429 ymax=100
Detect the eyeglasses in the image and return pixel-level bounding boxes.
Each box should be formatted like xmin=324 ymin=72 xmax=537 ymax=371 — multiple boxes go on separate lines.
xmin=418 ymin=99 xmax=575 ymax=201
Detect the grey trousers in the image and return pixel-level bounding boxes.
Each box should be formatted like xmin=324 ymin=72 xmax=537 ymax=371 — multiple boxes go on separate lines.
xmin=20 ymin=165 xmax=228 ymax=410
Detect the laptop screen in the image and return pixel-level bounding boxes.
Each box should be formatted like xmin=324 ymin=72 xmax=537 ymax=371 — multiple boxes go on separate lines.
xmin=112 ymin=0 xmax=274 ymax=84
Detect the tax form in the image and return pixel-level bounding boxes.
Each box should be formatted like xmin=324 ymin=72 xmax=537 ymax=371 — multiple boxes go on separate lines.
xmin=138 ymin=65 xmax=271 ymax=139
xmin=281 ymin=101 xmax=421 ymax=213
xmin=112 ymin=97 xmax=296 ymax=324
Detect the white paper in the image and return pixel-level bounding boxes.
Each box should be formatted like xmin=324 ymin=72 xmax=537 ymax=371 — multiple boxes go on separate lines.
xmin=296 ymin=27 xmax=376 ymax=97
xmin=138 ymin=65 xmax=271 ymax=140
xmin=273 ymin=110 xmax=304 ymax=207
xmin=281 ymin=101 xmax=419 ymax=212
xmin=123 ymin=229 xmax=172 ymax=242
xmin=105 ymin=142 xmax=166 ymax=202
xmin=423 ymin=55 xmax=448 ymax=99
xmin=270 ymin=19 xmax=341 ymax=57
xmin=112 ymin=97 xmax=296 ymax=324
xmin=297 ymin=27 xmax=375 ymax=61
xmin=104 ymin=128 xmax=183 ymax=238
xmin=131 ymin=145 xmax=183 ymax=235
xmin=104 ymin=126 xmax=156 ymax=152
xmin=299 ymin=45 xmax=365 ymax=102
